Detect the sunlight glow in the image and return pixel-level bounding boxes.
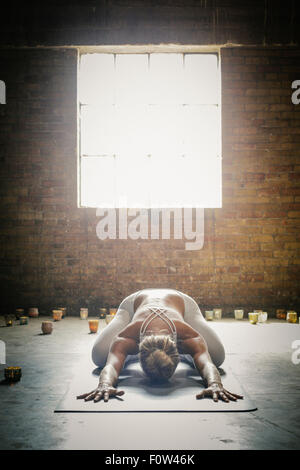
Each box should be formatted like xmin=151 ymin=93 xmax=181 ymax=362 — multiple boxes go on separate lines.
xmin=79 ymin=52 xmax=221 ymax=208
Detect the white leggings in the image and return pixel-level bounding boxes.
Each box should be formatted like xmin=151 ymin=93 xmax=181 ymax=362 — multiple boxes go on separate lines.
xmin=92 ymin=290 xmax=225 ymax=369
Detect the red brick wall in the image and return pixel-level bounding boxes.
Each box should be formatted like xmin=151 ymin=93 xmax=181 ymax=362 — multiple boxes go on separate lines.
xmin=0 ymin=46 xmax=299 ymax=315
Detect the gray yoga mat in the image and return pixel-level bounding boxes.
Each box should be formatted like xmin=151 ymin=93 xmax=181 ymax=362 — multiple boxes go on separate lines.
xmin=55 ymin=359 xmax=256 ymax=413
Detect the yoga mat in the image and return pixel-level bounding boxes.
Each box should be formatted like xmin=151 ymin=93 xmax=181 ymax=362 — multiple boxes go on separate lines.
xmin=55 ymin=359 xmax=257 ymax=413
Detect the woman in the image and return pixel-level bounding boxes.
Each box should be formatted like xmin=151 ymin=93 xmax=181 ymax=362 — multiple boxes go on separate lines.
xmin=77 ymin=289 xmax=243 ymax=404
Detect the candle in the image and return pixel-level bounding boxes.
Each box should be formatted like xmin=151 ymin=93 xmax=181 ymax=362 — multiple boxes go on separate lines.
xmin=80 ymin=308 xmax=88 ymax=320
xmin=234 ymin=309 xmax=244 ymax=320
xmin=105 ymin=314 xmax=114 ymax=325
xmin=213 ymin=308 xmax=222 ymax=320
xmin=89 ymin=319 xmax=99 ymax=333
xmin=15 ymin=308 xmax=24 ymax=320
xmin=4 ymin=367 xmax=22 ymax=383
xmin=205 ymin=311 xmax=214 ymax=321
xmin=276 ymin=309 xmax=286 ymax=320
xmin=248 ymin=312 xmax=258 ymax=324
xmin=41 ymin=321 xmax=53 ymax=335
xmin=258 ymin=312 xmax=268 ymax=323
xmin=5 ymin=315 xmax=14 ymax=327
xmin=28 ymin=307 xmax=39 ymax=318
xmin=287 ymin=311 xmax=298 ymax=323
xmin=52 ymin=309 xmax=63 ymax=321
xmin=19 ymin=316 xmax=28 ymax=325
xmin=58 ymin=307 xmax=67 ymax=318
xmin=109 ymin=308 xmax=118 ymax=316
xmin=99 ymin=308 xmax=107 ymax=319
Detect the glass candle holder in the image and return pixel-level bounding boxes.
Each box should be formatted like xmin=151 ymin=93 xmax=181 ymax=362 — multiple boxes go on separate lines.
xmin=89 ymin=319 xmax=99 ymax=333
xmin=41 ymin=321 xmax=53 ymax=335
xmin=80 ymin=308 xmax=88 ymax=320
xmin=4 ymin=367 xmax=22 ymax=383
xmin=205 ymin=311 xmax=214 ymax=321
xmin=109 ymin=308 xmax=117 ymax=316
xmin=5 ymin=315 xmax=14 ymax=327
xmin=28 ymin=307 xmax=39 ymax=318
xmin=234 ymin=309 xmax=244 ymax=320
xmin=213 ymin=309 xmax=222 ymax=320
xmin=19 ymin=316 xmax=28 ymax=325
xmin=15 ymin=308 xmax=24 ymax=320
xmin=99 ymin=308 xmax=107 ymax=319
xmin=248 ymin=312 xmax=258 ymax=324
xmin=105 ymin=314 xmax=114 ymax=325
xmin=276 ymin=309 xmax=286 ymax=320
xmin=58 ymin=307 xmax=67 ymax=318
xmin=258 ymin=312 xmax=268 ymax=323
xmin=52 ymin=310 xmax=63 ymax=321
xmin=287 ymin=311 xmax=298 ymax=323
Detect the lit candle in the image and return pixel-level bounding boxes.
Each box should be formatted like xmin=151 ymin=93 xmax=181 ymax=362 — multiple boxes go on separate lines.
xmin=213 ymin=308 xmax=222 ymax=320
xmin=5 ymin=315 xmax=14 ymax=327
xmin=276 ymin=309 xmax=286 ymax=320
xmin=52 ymin=309 xmax=63 ymax=321
xmin=80 ymin=308 xmax=88 ymax=320
xmin=258 ymin=312 xmax=268 ymax=323
xmin=234 ymin=309 xmax=244 ymax=320
xmin=4 ymin=367 xmax=22 ymax=383
xmin=28 ymin=307 xmax=39 ymax=318
xmin=109 ymin=308 xmax=118 ymax=316
xmin=287 ymin=311 xmax=298 ymax=323
xmin=205 ymin=311 xmax=214 ymax=321
xmin=15 ymin=308 xmax=24 ymax=320
xmin=248 ymin=312 xmax=258 ymax=324
xmin=89 ymin=319 xmax=99 ymax=333
xmin=19 ymin=316 xmax=28 ymax=325
xmin=99 ymin=308 xmax=107 ymax=319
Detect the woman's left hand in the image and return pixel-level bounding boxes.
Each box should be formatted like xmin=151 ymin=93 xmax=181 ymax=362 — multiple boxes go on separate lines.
xmin=196 ymin=382 xmax=243 ymax=402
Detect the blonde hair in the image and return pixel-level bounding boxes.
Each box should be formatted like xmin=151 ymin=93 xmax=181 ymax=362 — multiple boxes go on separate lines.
xmin=139 ymin=334 xmax=180 ymax=382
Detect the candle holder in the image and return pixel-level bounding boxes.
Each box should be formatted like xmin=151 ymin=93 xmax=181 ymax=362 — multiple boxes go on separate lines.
xmin=258 ymin=312 xmax=268 ymax=323
xmin=41 ymin=321 xmax=53 ymax=335
xmin=89 ymin=319 xmax=99 ymax=333
xmin=105 ymin=314 xmax=114 ymax=325
xmin=58 ymin=307 xmax=67 ymax=318
xmin=109 ymin=308 xmax=117 ymax=316
xmin=205 ymin=311 xmax=214 ymax=321
xmin=19 ymin=316 xmax=28 ymax=325
xmin=287 ymin=311 xmax=298 ymax=323
xmin=213 ymin=308 xmax=222 ymax=320
xmin=276 ymin=309 xmax=286 ymax=320
xmin=99 ymin=308 xmax=107 ymax=319
xmin=234 ymin=309 xmax=244 ymax=320
xmin=4 ymin=315 xmax=14 ymax=327
xmin=80 ymin=308 xmax=88 ymax=320
xmin=4 ymin=367 xmax=22 ymax=383
xmin=248 ymin=312 xmax=258 ymax=324
xmin=52 ymin=309 xmax=63 ymax=321
xmin=28 ymin=307 xmax=39 ymax=318
xmin=15 ymin=308 xmax=24 ymax=320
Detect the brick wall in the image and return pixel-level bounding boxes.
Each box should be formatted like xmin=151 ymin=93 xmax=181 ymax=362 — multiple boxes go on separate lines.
xmin=0 ymin=2 xmax=299 ymax=316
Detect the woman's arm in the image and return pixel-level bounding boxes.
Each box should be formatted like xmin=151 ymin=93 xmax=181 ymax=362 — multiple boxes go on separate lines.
xmin=78 ymin=335 xmax=138 ymax=403
xmin=181 ymin=335 xmax=243 ymax=403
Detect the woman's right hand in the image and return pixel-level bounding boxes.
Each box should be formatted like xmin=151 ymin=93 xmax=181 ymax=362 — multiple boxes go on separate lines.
xmin=77 ymin=383 xmax=125 ymax=403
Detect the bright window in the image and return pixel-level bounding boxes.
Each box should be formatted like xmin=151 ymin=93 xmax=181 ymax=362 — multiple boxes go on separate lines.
xmin=78 ymin=52 xmax=221 ymax=208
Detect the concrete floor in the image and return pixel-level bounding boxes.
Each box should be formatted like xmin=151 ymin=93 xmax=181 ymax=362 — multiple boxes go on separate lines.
xmin=0 ymin=316 xmax=300 ymax=450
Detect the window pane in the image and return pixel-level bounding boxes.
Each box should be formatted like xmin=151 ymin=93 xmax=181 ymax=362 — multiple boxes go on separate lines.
xmin=81 ymin=156 xmax=115 ymax=207
xmin=184 ymin=54 xmax=219 ymax=105
xmin=148 ymin=105 xmax=184 ymax=156
xmin=182 ymin=105 xmax=221 ymax=157
xmin=79 ymin=54 xmax=115 ymax=105
xmin=149 ymin=54 xmax=184 ymax=105
xmin=115 ymin=54 xmax=149 ymax=105
xmin=115 ymin=154 xmax=150 ymax=208
xmin=80 ymin=105 xmax=115 ymax=155
xmin=114 ymin=105 xmax=150 ymax=156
